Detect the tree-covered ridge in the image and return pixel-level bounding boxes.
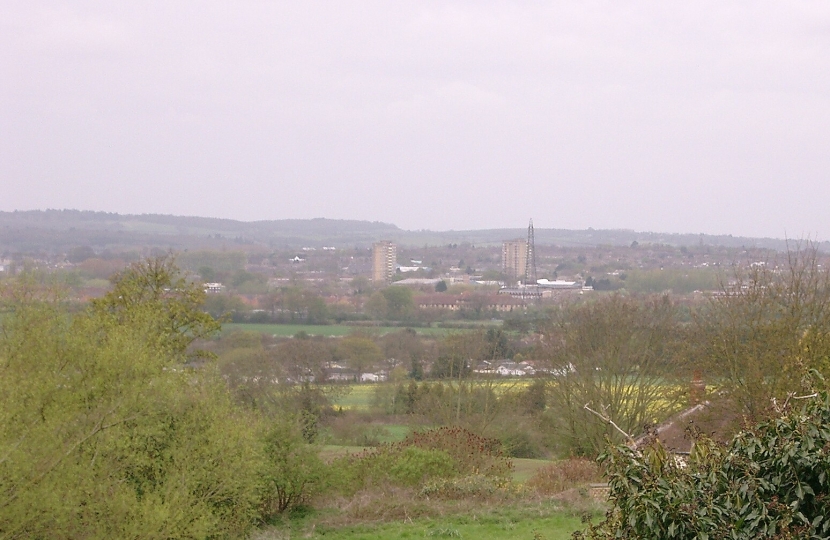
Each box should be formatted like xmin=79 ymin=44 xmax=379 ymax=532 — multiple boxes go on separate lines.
xmin=0 ymin=209 xmax=818 ymax=253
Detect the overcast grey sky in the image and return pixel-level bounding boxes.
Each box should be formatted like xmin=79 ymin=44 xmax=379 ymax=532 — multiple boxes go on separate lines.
xmin=2 ymin=2 xmax=829 ymax=238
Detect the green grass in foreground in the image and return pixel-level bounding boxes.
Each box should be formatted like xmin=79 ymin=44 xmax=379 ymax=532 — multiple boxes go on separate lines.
xmin=512 ymin=458 xmax=555 ymax=483
xmin=255 ymin=505 xmax=588 ymax=540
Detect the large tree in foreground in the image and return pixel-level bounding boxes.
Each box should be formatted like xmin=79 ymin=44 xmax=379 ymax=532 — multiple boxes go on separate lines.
xmin=91 ymin=255 xmax=221 ymax=362
xmin=0 ymin=258 xmax=262 ymax=539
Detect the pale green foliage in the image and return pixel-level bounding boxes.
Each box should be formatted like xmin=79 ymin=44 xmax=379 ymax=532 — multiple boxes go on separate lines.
xmin=364 ymin=291 xmax=389 ymax=319
xmin=339 ymin=334 xmax=383 ymax=376
xmin=0 ymin=259 xmax=263 ymax=539
xmin=91 ymin=255 xmax=221 ymax=362
xmin=259 ymin=421 xmax=326 ymax=516
xmin=380 ymin=286 xmax=414 ymax=320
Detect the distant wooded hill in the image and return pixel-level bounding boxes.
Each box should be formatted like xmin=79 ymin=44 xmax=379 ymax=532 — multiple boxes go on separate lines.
xmin=0 ymin=209 xmax=819 ymax=254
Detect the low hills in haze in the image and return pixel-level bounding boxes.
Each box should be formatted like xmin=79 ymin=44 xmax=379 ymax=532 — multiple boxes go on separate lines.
xmin=0 ymin=209 xmax=820 ymax=255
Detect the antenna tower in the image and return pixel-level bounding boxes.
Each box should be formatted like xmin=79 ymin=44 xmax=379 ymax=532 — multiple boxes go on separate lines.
xmin=524 ymin=219 xmax=537 ymax=286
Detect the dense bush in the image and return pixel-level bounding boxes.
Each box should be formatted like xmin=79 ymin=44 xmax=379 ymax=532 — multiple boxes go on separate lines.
xmin=331 ymin=426 xmax=513 ymax=495
xmin=331 ymin=445 xmax=457 ymax=494
xmin=259 ymin=421 xmax=326 ymax=517
xmin=401 ymin=426 xmax=513 ymax=479
xmin=579 ymin=392 xmax=830 ymax=539
xmin=0 ymin=262 xmax=263 ymax=539
xmin=0 ymin=259 xmax=340 ymax=538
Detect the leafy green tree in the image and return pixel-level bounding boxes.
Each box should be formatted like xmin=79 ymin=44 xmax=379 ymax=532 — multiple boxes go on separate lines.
xmin=0 ymin=259 xmax=264 ymax=539
xmin=339 ymin=334 xmax=383 ymax=378
xmin=272 ymin=286 xmax=329 ymax=323
xmin=198 ymin=265 xmax=216 ymax=282
xmin=484 ymin=328 xmax=512 ymax=359
xmin=91 ymin=255 xmax=220 ymax=362
xmin=259 ymin=420 xmax=326 ymax=516
xmin=203 ymin=292 xmax=247 ymax=319
xmin=380 ymin=286 xmax=414 ymax=320
xmin=364 ymin=291 xmax=388 ymax=319
xmin=381 ymin=328 xmax=424 ymax=372
xmin=431 ymin=331 xmax=498 ymax=380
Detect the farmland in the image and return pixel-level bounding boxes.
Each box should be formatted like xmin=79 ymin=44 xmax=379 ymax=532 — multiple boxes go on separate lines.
xmin=331 ymin=381 xmax=534 ymax=411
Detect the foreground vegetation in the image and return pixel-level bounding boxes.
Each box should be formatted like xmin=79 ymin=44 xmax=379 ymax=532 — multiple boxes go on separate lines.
xmin=4 ymin=244 xmax=830 ymax=538
xmin=254 ymin=502 xmax=591 ymax=540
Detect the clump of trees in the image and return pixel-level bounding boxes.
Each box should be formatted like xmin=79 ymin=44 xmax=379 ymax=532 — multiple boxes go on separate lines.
xmin=0 ymin=258 xmax=325 ymax=538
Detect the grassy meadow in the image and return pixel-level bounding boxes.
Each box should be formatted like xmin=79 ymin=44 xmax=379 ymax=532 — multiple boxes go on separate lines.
xmin=253 ymin=504 xmax=590 ymax=540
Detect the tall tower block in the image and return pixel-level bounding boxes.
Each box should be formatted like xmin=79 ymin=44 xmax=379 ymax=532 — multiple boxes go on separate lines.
xmin=372 ymin=241 xmax=396 ymax=283
xmin=502 ymin=239 xmax=528 ymax=280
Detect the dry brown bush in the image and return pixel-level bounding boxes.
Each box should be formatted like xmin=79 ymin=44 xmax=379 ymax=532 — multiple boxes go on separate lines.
xmin=525 ymin=458 xmax=601 ymax=495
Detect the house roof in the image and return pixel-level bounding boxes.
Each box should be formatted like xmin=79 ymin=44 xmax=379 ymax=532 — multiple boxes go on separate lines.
xmin=634 ymin=398 xmax=741 ymax=454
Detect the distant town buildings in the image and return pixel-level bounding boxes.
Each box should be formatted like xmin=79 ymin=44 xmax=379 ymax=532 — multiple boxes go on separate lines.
xmin=502 ymin=239 xmax=528 ymax=279
xmin=372 ymin=241 xmax=396 ymax=283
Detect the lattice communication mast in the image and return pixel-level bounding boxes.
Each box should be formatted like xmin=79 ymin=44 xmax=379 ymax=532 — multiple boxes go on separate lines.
xmin=524 ymin=218 xmax=537 ymax=286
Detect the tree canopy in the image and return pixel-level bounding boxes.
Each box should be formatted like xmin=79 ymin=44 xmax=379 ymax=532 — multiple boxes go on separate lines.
xmin=0 ymin=257 xmax=309 ymax=538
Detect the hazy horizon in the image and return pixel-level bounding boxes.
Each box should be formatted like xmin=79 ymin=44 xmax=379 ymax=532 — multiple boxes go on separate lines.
xmin=3 ymin=2 xmax=830 ymax=240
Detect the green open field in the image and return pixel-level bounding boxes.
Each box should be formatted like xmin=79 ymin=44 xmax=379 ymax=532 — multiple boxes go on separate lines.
xmin=333 ymin=384 xmax=380 ymax=410
xmin=332 ymin=381 xmax=534 ymax=412
xmin=222 ymin=323 xmax=474 ymax=338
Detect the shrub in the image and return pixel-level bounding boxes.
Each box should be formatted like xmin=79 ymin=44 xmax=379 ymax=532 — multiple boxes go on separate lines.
xmin=420 ymin=474 xmax=508 ymax=500
xmin=259 ymin=421 xmax=326 ymax=517
xmin=0 ymin=263 xmax=262 ymax=539
xmin=526 ymin=458 xmax=601 ymax=495
xmin=579 ymin=392 xmax=830 ymax=539
xmin=331 ymin=445 xmax=456 ymax=493
xmin=400 ymin=426 xmax=513 ymax=480
xmin=330 ymin=426 xmax=513 ymax=495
